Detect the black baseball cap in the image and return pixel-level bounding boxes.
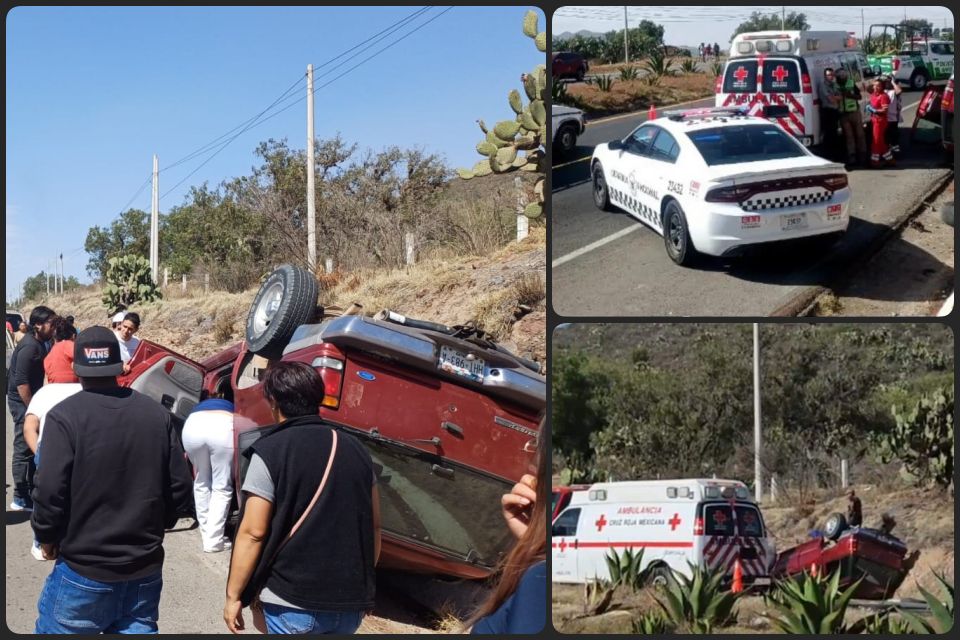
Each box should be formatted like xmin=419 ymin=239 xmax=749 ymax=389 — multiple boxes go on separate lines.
xmin=73 ymin=326 xmax=124 ymax=377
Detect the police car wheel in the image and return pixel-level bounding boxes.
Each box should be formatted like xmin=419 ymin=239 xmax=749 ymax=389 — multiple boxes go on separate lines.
xmin=663 ymin=201 xmax=696 ymax=266
xmin=592 ymin=163 xmax=613 ymax=211
xmin=910 ymin=71 xmax=929 ymax=91
xmin=245 ymin=264 xmax=319 ymax=360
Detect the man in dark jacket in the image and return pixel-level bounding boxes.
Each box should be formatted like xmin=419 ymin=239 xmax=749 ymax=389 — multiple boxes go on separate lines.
xmin=7 ymin=305 xmax=57 ymax=511
xmin=31 ymin=326 xmax=193 ymax=633
xmin=846 ymin=488 xmax=863 ymax=527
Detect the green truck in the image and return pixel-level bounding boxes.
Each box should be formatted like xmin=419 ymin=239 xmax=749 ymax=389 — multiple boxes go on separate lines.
xmin=866 ymin=26 xmax=954 ymax=90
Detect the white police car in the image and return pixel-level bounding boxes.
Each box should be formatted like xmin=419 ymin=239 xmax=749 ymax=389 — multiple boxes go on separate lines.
xmin=590 ymin=107 xmax=851 ymax=265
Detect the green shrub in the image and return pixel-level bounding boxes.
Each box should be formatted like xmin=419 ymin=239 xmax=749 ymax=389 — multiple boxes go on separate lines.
xmin=679 ymin=58 xmax=698 ymax=74
xmin=655 ymin=563 xmax=739 ymax=633
xmin=619 ymin=66 xmax=639 ymax=81
xmin=763 ymin=568 xmax=862 ymax=633
xmin=632 ymin=611 xmax=671 ymax=633
xmin=101 ymin=254 xmax=162 ymax=310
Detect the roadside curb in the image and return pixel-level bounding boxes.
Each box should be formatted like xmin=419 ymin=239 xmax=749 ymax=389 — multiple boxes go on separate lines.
xmin=771 ymin=171 xmax=955 ymax=317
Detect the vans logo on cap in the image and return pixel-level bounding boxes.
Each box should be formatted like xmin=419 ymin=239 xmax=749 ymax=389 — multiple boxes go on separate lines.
xmin=84 ymin=347 xmax=111 ymax=362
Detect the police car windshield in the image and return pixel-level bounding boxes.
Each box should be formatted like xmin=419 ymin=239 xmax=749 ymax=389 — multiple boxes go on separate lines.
xmin=686 ymin=124 xmax=806 ymax=166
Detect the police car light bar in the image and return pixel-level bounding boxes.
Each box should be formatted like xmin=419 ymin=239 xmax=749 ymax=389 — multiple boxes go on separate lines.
xmin=664 ymin=107 xmax=750 ymax=121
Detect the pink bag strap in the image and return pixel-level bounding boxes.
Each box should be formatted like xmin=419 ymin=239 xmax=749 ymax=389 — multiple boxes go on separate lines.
xmin=264 ymin=429 xmax=339 ymax=565
xmin=286 ymin=429 xmax=338 ymax=539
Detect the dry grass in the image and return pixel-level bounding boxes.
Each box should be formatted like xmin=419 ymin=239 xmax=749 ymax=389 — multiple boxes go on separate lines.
xmin=25 ymin=227 xmax=546 ymax=365
xmin=567 ymin=73 xmax=715 ymax=117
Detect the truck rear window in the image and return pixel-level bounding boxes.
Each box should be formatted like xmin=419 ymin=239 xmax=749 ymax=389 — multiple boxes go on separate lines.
xmin=364 ymin=438 xmax=514 ymax=569
xmin=723 ymin=60 xmax=758 ymax=93
xmin=761 ymin=60 xmax=801 ymax=93
xmin=686 ymin=124 xmax=806 ymax=166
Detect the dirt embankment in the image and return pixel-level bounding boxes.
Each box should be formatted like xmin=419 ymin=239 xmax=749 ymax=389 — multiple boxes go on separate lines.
xmin=30 ymin=227 xmax=546 ymax=367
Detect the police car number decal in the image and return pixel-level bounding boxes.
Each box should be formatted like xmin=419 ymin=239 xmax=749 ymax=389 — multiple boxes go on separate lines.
xmin=668 ymin=180 xmax=684 ymax=195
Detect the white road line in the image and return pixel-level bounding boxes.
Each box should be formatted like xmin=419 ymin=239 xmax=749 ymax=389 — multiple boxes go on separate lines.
xmin=552 ymin=225 xmax=641 ymax=268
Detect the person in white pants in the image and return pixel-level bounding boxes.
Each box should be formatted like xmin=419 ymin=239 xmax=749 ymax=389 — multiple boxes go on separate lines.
xmin=182 ymin=391 xmax=235 ymax=553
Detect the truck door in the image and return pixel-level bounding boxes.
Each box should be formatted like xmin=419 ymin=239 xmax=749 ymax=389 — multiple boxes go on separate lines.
xmin=718 ymin=58 xmax=760 ymax=112
xmin=552 ymin=507 xmax=582 ymax=582
xmin=120 ymin=340 xmax=206 ymax=437
xmin=929 ymin=42 xmax=955 ymax=81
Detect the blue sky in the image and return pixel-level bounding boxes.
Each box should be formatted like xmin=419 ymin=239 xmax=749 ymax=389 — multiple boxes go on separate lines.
xmin=554 ymin=5 xmax=954 ymax=48
xmin=5 ymin=6 xmax=545 ymax=300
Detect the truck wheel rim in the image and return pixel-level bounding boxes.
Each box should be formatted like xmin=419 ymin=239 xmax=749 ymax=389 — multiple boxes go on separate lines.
xmin=669 ymin=214 xmax=684 ymax=251
xmin=594 ymin=169 xmax=606 ymax=204
xmin=252 ymin=281 xmax=285 ymax=337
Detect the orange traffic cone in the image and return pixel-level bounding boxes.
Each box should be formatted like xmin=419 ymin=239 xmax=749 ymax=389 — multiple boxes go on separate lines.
xmin=731 ymin=558 xmax=744 ymax=593
xmin=648 ymin=104 xmax=657 ymax=120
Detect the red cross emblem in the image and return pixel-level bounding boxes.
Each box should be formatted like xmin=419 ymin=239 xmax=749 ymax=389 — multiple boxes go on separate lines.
xmin=713 ymin=510 xmax=728 ymax=526
xmin=595 ymin=514 xmax=608 ymax=532
xmin=669 ymin=513 xmax=682 ymax=531
xmin=772 ymin=65 xmax=789 ymax=82
xmin=733 ymin=66 xmax=749 ymax=82
xmin=558 ymin=538 xmax=568 ymax=552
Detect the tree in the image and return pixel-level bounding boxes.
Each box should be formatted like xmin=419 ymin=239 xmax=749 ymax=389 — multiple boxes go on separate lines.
xmin=899 ymin=18 xmax=934 ymax=37
xmin=20 ymin=271 xmax=82 ymax=302
xmin=83 ymin=208 xmax=150 ymax=279
xmin=730 ymin=11 xmax=809 ymax=41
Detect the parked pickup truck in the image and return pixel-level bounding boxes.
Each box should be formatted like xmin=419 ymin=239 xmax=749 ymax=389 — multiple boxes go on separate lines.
xmin=552 ymin=105 xmax=587 ymax=155
xmin=119 ymin=265 xmax=545 ymax=580
xmin=868 ymin=39 xmax=954 ymax=90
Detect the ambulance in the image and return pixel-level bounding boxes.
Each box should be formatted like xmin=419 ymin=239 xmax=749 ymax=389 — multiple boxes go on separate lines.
xmin=551 ymin=479 xmax=775 ymax=587
xmin=717 ymin=31 xmax=878 ymax=147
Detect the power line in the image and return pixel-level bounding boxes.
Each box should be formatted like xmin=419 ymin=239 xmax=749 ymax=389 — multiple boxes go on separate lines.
xmin=159 ymin=6 xmax=435 ymax=174
xmin=158 ymin=7 xmax=454 ymax=203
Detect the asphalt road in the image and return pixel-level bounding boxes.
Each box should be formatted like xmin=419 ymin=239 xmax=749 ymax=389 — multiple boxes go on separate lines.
xmin=3 ymin=403 xmax=470 ymax=634
xmin=551 ymin=95 xmax=954 ymax=316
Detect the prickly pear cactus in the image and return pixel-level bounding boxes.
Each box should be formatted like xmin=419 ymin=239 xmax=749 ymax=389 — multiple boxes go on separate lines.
xmin=457 ymin=10 xmax=546 ymax=220
xmin=875 ymin=387 xmax=954 ymax=489
xmin=101 ymin=254 xmax=162 ymax=309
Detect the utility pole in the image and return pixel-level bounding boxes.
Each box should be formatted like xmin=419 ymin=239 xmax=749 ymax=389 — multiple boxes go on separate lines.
xmin=623 ymin=6 xmax=629 ymax=65
xmin=58 ymin=252 xmax=63 ymax=294
xmin=781 ymin=6 xmax=785 ymax=30
xmin=753 ymin=323 xmax=763 ymax=503
xmin=861 ymin=8 xmax=865 ymax=41
xmin=306 ymin=64 xmax=317 ymax=273
xmin=150 ymin=155 xmax=159 ymax=284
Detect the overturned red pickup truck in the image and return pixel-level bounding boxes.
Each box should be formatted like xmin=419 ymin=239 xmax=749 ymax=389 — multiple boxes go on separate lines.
xmin=773 ymin=512 xmax=920 ymax=599
xmin=118 ymin=265 xmax=545 ymax=580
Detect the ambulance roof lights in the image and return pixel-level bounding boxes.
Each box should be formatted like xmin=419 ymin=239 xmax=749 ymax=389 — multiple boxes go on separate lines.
xmin=589 ymin=489 xmax=607 ymax=501
xmin=776 ymin=40 xmax=793 ymax=52
xmin=704 ymin=486 xmax=720 ymax=498
xmin=666 ymin=486 xmax=693 ymax=499
xmin=720 ymin=486 xmax=736 ymax=499
xmin=737 ymin=42 xmax=754 ymax=54
xmin=755 ymin=40 xmax=773 ymax=52
xmin=743 ymin=33 xmax=789 ymax=40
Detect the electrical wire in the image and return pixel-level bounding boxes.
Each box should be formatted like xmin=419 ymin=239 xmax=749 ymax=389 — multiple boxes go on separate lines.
xmin=158 ymin=6 xmax=454 ymax=203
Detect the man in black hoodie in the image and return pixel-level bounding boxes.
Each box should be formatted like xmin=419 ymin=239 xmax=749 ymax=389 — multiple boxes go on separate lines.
xmin=31 ymin=326 xmax=193 ymax=634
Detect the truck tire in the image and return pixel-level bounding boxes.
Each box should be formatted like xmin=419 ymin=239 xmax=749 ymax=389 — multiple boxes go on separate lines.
xmin=663 ymin=200 xmax=698 ymax=266
xmin=555 ymin=124 xmax=578 ymax=154
xmin=910 ymin=70 xmax=929 ymax=91
xmin=823 ymin=512 xmax=848 ymax=541
xmin=645 ymin=564 xmax=675 ymax=589
xmin=245 ymin=264 xmax=319 ymax=360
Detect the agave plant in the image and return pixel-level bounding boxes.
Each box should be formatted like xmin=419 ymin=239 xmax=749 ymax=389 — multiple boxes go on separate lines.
xmin=552 ymin=79 xmax=570 ymax=105
xmin=711 ymin=60 xmax=724 ymax=77
xmin=583 ymin=578 xmax=615 ymax=616
xmin=679 ymin=58 xmax=698 ymax=74
xmin=655 ymin=562 xmax=739 ymax=633
xmin=898 ymin=573 xmax=954 ymax=633
xmin=859 ymin=612 xmax=914 ymax=634
xmin=631 ymin=611 xmax=671 ymax=634
xmin=642 ymin=47 xmax=673 ymax=86
xmin=619 ymin=65 xmax=639 ymax=81
xmin=593 ymin=74 xmax=615 ymax=92
xmin=604 ymin=547 xmax=650 ymax=592
xmin=763 ymin=568 xmax=862 ymax=633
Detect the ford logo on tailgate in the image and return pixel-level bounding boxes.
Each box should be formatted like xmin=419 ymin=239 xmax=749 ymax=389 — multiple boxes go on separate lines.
xmin=357 ymin=371 xmax=376 ymax=381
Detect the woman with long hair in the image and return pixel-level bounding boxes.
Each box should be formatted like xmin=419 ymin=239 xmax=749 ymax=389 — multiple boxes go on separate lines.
xmin=463 ymin=420 xmax=547 ymax=634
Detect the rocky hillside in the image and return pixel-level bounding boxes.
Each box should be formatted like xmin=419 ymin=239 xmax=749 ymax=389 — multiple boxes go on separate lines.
xmin=23 ymin=227 xmax=546 ymax=367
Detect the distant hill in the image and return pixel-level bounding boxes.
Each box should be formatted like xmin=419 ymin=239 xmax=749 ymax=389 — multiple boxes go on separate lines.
xmin=554 ymin=30 xmax=606 ymax=39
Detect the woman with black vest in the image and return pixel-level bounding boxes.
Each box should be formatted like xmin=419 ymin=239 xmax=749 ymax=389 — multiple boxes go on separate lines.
xmin=223 ymin=361 xmax=380 ymax=634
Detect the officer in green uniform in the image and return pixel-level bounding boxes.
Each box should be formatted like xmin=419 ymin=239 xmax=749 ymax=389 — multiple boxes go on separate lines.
xmin=836 ymin=67 xmax=867 ymax=168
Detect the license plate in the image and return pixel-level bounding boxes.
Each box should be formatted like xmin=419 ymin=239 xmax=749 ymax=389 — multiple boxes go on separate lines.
xmin=781 ymin=212 xmax=808 ymax=231
xmin=438 ymin=345 xmax=484 ymax=382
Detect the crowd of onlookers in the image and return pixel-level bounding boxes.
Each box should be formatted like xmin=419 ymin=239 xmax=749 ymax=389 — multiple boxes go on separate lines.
xmin=6 ymin=304 xmax=545 ymax=634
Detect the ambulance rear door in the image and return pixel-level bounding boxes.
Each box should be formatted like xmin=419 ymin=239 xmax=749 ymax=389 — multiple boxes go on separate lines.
xmin=551 ymin=506 xmax=582 ymax=582
xmin=697 ymin=501 xmax=774 ymax=583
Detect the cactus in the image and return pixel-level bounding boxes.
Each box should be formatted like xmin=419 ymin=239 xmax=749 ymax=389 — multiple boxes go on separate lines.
xmin=656 ymin=562 xmax=740 ymax=633
xmin=583 ymin=579 xmax=615 ymax=616
xmin=101 ymin=254 xmax=162 ymax=309
xmin=458 ymin=10 xmax=546 ymax=218
xmin=605 ymin=548 xmax=650 ymax=592
xmin=873 ymin=386 xmax=953 ymax=489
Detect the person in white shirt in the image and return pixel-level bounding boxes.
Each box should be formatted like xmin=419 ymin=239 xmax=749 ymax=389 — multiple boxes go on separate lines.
xmin=23 ymin=381 xmax=84 ymax=560
xmin=116 ymin=312 xmax=142 ymax=373
xmin=884 ymin=76 xmax=904 ymax=154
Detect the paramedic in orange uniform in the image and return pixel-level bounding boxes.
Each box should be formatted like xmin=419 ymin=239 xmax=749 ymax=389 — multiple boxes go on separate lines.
xmin=867 ymin=78 xmax=894 ymax=167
